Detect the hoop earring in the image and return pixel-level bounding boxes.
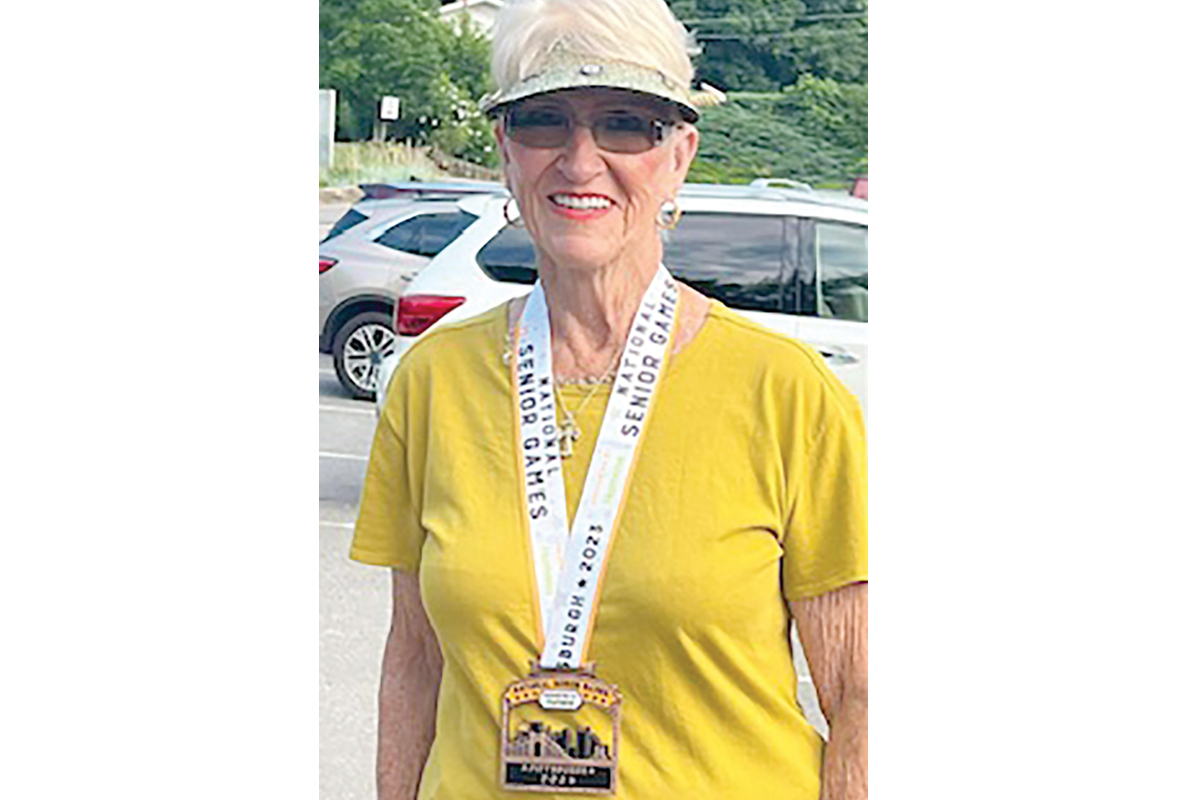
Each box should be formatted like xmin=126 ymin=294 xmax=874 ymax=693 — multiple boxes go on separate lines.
xmin=503 ymin=197 xmax=524 ymax=228
xmin=655 ymin=198 xmax=682 ymax=230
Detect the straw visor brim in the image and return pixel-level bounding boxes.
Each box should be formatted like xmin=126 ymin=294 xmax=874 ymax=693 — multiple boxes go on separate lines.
xmin=480 ymin=55 xmax=704 ymax=123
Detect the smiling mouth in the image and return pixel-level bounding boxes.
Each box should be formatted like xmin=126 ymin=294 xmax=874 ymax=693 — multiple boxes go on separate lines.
xmin=549 ymin=193 xmax=614 ymax=210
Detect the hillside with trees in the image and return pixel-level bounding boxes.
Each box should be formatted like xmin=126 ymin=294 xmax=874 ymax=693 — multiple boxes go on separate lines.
xmin=319 ymin=0 xmax=866 ymax=185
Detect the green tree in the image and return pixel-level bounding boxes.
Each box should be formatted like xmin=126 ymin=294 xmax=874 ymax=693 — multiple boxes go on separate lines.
xmin=669 ymin=0 xmax=807 ymax=91
xmin=440 ymin=14 xmax=492 ymax=102
xmin=321 ymin=0 xmax=442 ymax=140
xmin=427 ymin=73 xmax=498 ymax=166
xmin=777 ymin=75 xmax=867 ymax=155
xmin=319 ymin=0 xmax=494 ymax=163
xmin=786 ymin=0 xmax=867 ymax=83
xmin=690 ymin=82 xmax=866 ymax=185
xmin=664 ymin=0 xmax=867 ymax=182
xmin=665 ymin=0 xmax=867 ymax=91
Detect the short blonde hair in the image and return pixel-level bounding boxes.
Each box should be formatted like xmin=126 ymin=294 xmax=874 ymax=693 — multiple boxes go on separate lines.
xmin=490 ymin=0 xmax=695 ymax=96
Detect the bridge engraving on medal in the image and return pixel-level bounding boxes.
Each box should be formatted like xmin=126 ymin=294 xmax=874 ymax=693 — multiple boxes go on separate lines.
xmin=500 ymin=665 xmax=622 ymax=794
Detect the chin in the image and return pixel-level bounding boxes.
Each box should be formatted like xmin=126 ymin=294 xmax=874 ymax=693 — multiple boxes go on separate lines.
xmin=543 ymin=235 xmax=619 ymax=271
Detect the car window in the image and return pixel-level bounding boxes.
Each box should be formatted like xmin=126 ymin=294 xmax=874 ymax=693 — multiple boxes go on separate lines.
xmin=376 ymin=216 xmax=421 ymax=253
xmin=477 ymin=226 xmax=538 ymax=284
xmin=320 ymin=209 xmax=367 ymax=243
xmin=417 ymin=211 xmax=478 ymax=256
xmin=377 ymin=211 xmax=477 ymax=257
xmin=815 ymin=221 xmax=867 ymax=322
xmin=662 ymin=213 xmax=788 ymax=313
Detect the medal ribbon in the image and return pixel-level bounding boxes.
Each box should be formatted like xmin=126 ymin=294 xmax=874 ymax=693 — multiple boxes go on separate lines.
xmin=513 ymin=266 xmax=679 ymax=670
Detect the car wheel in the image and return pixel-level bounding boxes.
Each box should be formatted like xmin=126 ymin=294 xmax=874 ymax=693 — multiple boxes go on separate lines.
xmin=332 ymin=311 xmax=396 ymax=400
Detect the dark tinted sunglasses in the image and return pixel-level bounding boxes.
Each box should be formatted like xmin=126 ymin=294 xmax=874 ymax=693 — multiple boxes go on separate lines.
xmin=505 ymin=104 xmax=676 ymax=154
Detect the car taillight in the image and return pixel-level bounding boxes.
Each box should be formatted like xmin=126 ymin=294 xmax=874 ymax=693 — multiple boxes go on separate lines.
xmin=319 ymin=257 xmax=338 ymax=274
xmin=396 ymin=295 xmax=466 ymax=336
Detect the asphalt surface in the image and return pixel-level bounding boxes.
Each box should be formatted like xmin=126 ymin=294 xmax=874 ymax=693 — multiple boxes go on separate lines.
xmin=320 ymin=352 xmax=391 ymax=800
xmin=321 ymin=203 xmax=390 ymax=800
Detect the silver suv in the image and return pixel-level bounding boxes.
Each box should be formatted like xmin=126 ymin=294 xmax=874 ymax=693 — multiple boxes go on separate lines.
xmin=318 ymin=182 xmax=502 ymax=398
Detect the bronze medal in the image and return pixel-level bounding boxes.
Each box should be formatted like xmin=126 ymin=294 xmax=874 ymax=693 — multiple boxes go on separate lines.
xmin=500 ymin=664 xmax=622 ymax=794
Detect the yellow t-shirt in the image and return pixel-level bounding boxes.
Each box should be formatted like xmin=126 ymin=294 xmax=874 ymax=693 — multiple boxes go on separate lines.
xmin=351 ymin=300 xmax=867 ymax=799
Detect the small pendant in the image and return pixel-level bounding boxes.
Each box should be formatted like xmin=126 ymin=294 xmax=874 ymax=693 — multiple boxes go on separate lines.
xmin=558 ymin=420 xmax=581 ymax=459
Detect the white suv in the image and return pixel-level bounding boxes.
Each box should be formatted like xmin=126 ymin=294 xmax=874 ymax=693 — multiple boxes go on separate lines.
xmin=377 ymin=182 xmax=867 ymax=414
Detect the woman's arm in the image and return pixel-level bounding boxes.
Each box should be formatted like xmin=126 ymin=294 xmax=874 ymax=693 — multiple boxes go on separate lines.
xmin=791 ymin=582 xmax=867 ymax=800
xmin=378 ymin=569 xmax=443 ymax=800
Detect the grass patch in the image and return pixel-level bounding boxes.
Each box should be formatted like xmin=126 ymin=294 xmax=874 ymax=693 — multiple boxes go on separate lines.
xmin=319 ymin=142 xmax=454 ymax=188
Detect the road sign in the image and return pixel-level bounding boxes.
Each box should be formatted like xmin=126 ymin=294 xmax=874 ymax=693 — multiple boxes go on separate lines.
xmin=380 ymin=96 xmax=401 ymax=120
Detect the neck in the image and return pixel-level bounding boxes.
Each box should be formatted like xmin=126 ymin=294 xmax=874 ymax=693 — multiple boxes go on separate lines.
xmin=536 ymin=244 xmax=661 ymax=380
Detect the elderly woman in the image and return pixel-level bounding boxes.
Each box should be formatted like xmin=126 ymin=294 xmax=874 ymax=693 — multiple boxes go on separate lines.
xmin=350 ymin=0 xmax=867 ymax=798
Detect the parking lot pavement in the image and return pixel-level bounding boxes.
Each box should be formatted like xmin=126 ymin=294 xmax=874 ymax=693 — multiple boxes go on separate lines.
xmin=318 ymin=352 xmax=375 ymax=527
xmin=321 ymin=521 xmax=389 ymax=800
xmin=320 ymin=351 xmax=389 ymax=800
xmin=319 ymin=354 xmax=373 ymax=505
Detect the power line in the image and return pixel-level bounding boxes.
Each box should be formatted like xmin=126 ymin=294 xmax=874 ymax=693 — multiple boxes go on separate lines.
xmin=678 ymin=11 xmax=867 ymax=25
xmin=695 ymin=29 xmax=867 ymax=41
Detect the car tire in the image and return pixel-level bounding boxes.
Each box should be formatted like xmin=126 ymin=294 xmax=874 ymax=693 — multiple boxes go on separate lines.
xmin=332 ymin=310 xmax=396 ymax=401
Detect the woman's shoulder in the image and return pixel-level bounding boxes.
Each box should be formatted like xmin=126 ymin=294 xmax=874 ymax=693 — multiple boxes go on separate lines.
xmin=695 ymin=302 xmax=861 ymax=418
xmin=701 ymin=302 xmax=830 ymax=373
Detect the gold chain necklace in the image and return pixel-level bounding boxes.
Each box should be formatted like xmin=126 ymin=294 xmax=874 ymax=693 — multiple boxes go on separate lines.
xmin=504 ymin=321 xmax=622 ymax=459
xmin=553 ymin=351 xmax=621 ymax=458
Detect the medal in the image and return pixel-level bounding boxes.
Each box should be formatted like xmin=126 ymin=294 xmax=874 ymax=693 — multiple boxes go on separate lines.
xmin=504 ymin=267 xmax=679 ymax=794
xmin=501 ymin=663 xmax=622 ymax=792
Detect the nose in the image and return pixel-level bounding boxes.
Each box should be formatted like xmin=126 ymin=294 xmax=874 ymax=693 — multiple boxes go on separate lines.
xmin=556 ymin=120 xmax=607 ymax=183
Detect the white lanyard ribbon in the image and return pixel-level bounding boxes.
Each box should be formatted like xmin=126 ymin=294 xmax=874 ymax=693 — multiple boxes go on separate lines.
xmin=514 ymin=266 xmax=679 ymax=670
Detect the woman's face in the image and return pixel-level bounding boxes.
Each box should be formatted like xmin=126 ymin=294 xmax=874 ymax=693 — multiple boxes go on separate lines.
xmin=495 ymin=88 xmax=699 ymax=274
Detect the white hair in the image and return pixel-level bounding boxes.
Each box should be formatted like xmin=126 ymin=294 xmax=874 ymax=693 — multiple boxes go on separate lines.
xmin=490 ymin=0 xmax=695 ymax=94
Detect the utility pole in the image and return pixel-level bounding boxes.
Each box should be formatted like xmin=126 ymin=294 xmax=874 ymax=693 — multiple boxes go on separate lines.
xmin=319 ymin=89 xmax=336 ymax=168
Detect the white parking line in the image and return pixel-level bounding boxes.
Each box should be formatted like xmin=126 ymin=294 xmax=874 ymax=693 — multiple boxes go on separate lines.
xmin=320 ymin=451 xmax=369 ymax=461
xmin=320 ymin=520 xmax=357 ymax=529
xmin=319 ymin=403 xmax=375 ymax=416
xmin=319 ymin=368 xmax=336 ymax=376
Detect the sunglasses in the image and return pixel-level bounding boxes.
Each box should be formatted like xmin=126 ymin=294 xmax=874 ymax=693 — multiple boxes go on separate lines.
xmin=505 ymin=104 xmax=677 ymax=154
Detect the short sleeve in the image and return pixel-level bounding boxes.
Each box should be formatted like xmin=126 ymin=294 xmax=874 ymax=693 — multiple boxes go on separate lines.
xmin=780 ymin=372 xmax=868 ymax=600
xmin=349 ymin=399 xmax=426 ymax=571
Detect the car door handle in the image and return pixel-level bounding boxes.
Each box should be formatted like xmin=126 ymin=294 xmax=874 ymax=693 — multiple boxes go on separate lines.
xmin=817 ymin=349 xmax=858 ymax=367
